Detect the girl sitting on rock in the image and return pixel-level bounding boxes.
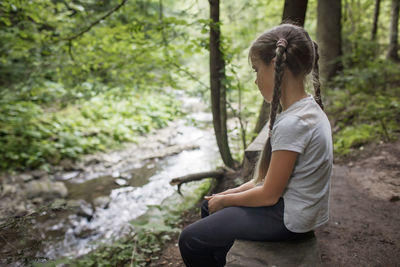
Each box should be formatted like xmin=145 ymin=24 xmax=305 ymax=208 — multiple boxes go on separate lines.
xmin=179 ymin=23 xmax=333 ymax=267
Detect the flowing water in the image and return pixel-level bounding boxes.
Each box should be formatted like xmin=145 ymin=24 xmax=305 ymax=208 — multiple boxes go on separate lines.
xmin=1 ymin=95 xmax=222 ymax=265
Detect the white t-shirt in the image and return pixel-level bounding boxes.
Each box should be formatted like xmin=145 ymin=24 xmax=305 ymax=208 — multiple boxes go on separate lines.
xmin=271 ymin=95 xmax=333 ymax=233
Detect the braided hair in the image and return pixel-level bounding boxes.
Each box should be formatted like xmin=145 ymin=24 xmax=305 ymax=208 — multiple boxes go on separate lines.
xmin=249 ymin=23 xmax=323 ymax=184
xmin=312 ymin=41 xmax=324 ymax=110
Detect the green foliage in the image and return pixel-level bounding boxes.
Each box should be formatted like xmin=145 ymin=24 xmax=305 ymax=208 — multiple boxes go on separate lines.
xmin=0 ymin=0 xmax=398 ymax=165
xmin=341 ymin=0 xmax=393 ymax=67
xmin=0 ymin=90 xmax=182 ymax=170
xmin=332 ymin=59 xmax=400 ymax=94
xmin=334 ymin=124 xmax=377 ymax=155
xmin=327 ymin=60 xmax=400 ymax=156
xmin=0 ymin=0 xmax=212 ymax=172
xmin=0 ymin=0 xmax=182 ymax=91
xmin=0 ymin=0 xmax=284 ymax=172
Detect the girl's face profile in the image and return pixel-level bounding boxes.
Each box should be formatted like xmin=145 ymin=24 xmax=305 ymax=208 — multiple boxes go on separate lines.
xmin=252 ymin=59 xmax=275 ymax=103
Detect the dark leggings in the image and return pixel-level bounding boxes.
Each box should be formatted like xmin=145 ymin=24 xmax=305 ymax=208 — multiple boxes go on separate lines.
xmin=178 ymin=198 xmax=309 ymax=267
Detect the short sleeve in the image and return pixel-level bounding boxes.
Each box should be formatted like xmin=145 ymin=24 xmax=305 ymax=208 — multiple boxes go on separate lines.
xmin=271 ymin=115 xmax=311 ymax=154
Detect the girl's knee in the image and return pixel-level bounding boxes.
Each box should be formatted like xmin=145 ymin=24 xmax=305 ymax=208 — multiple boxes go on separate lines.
xmin=178 ymin=225 xmax=194 ymax=252
xmin=178 ymin=229 xmax=187 ymax=251
xmin=179 ymin=225 xmax=219 ymax=267
xmin=179 ymin=222 xmax=205 ymax=252
xmin=178 ymin=227 xmax=195 ymax=266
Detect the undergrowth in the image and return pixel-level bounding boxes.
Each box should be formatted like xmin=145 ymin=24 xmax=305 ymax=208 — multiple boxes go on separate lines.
xmin=0 ymin=88 xmax=182 ymax=171
xmin=326 ymin=59 xmax=400 ymax=156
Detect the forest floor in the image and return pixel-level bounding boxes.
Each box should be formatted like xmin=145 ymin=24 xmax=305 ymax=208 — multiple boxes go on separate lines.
xmin=149 ymin=139 xmax=400 ymax=267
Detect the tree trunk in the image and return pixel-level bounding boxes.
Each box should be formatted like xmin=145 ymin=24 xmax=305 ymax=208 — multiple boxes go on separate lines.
xmin=387 ymin=0 xmax=400 ymax=61
xmin=209 ymin=0 xmax=235 ymax=168
xmin=371 ymin=0 xmax=381 ymax=41
xmin=253 ymin=0 xmax=308 ymax=135
xmin=253 ymin=101 xmax=270 ymax=135
xmin=282 ymin=0 xmax=308 ymax=25
xmin=317 ymin=0 xmax=342 ymax=82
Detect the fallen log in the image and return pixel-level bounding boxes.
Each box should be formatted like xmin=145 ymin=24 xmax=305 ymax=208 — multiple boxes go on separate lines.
xmin=169 ymin=170 xmax=226 ymax=195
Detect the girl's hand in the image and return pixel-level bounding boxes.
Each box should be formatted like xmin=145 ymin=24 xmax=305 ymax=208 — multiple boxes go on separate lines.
xmin=204 ymin=194 xmax=226 ymax=214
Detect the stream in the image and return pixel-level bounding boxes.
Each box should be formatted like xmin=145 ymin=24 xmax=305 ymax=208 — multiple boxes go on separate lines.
xmin=0 ymin=94 xmax=222 ymax=266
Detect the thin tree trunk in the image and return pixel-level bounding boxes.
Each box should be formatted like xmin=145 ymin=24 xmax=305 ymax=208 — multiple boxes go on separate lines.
xmin=371 ymin=0 xmax=381 ymax=41
xmin=253 ymin=0 xmax=308 ymax=135
xmin=317 ymin=0 xmax=342 ymax=82
xmin=209 ymin=0 xmax=235 ymax=168
xmin=253 ymin=101 xmax=270 ymax=135
xmin=387 ymin=0 xmax=400 ymax=61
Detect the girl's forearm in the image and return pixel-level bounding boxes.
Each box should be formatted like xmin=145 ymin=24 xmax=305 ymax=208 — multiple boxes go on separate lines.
xmin=223 ymin=186 xmax=278 ymax=208
xmin=222 ymin=150 xmax=296 ymax=208
xmin=235 ymin=180 xmax=256 ymax=192
xmin=218 ymin=180 xmax=256 ymax=195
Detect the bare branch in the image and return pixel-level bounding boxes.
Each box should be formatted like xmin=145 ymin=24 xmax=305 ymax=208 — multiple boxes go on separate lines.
xmin=61 ymin=0 xmax=129 ymax=41
xmin=170 ymin=61 xmax=209 ymax=90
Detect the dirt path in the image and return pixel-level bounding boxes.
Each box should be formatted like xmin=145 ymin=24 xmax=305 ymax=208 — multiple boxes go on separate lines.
xmin=150 ymin=140 xmax=400 ymax=266
xmin=316 ymin=140 xmax=400 ymax=266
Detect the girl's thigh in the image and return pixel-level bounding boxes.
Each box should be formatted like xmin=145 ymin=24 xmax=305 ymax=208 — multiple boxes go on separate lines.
xmin=183 ymin=200 xmax=289 ymax=247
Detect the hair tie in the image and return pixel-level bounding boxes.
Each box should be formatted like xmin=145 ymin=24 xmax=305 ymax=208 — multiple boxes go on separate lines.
xmin=276 ymin=39 xmax=288 ymax=49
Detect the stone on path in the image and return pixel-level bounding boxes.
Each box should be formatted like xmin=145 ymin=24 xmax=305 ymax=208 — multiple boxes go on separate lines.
xmin=226 ymin=234 xmax=321 ymax=267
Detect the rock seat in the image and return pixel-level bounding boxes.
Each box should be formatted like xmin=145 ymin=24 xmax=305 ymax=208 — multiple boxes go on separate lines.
xmin=226 ymin=232 xmax=321 ymax=267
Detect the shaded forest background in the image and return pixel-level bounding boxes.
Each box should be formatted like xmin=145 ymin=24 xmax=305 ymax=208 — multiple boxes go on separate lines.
xmin=0 ymin=0 xmax=399 ymax=172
